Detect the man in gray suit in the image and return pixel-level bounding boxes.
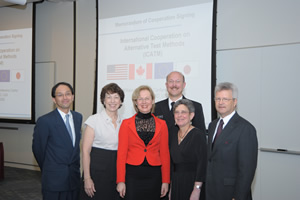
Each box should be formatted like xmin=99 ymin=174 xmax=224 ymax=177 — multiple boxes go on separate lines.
xmin=33 ymin=82 xmax=82 ymax=200
xmin=206 ymin=82 xmax=258 ymax=200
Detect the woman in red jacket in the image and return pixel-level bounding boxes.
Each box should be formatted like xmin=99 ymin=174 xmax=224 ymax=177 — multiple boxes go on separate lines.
xmin=116 ymin=85 xmax=170 ymax=200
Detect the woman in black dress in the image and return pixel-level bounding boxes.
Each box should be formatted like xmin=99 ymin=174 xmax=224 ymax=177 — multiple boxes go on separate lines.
xmin=169 ymin=99 xmax=207 ymax=200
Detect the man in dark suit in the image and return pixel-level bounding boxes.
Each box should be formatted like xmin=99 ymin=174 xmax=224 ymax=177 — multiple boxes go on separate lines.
xmin=206 ymin=82 xmax=258 ymax=200
xmin=32 ymin=82 xmax=83 ymax=200
xmin=154 ymin=71 xmax=206 ymax=134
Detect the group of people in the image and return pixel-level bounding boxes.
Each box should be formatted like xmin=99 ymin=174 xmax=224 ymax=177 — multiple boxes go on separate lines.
xmin=32 ymin=71 xmax=258 ymax=200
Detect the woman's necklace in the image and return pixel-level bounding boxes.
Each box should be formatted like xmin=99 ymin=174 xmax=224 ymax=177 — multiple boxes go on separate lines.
xmin=178 ymin=124 xmax=191 ymax=144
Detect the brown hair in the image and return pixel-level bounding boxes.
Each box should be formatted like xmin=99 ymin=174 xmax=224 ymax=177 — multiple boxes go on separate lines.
xmin=100 ymin=83 xmax=125 ymax=108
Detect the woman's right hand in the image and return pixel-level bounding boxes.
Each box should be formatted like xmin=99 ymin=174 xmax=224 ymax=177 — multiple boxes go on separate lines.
xmin=84 ymin=178 xmax=96 ymax=198
xmin=117 ymin=182 xmax=126 ymax=198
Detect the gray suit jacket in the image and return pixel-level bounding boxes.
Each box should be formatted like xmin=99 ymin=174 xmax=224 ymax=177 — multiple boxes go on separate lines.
xmin=206 ymin=112 xmax=258 ymax=200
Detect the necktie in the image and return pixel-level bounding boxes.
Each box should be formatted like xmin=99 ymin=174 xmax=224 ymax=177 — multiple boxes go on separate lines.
xmin=65 ymin=114 xmax=74 ymax=145
xmin=171 ymin=102 xmax=175 ymax=113
xmin=213 ymin=119 xmax=224 ymax=147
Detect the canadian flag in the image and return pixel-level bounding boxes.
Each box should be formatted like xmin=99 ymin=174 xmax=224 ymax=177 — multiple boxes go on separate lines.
xmin=129 ymin=63 xmax=152 ymax=80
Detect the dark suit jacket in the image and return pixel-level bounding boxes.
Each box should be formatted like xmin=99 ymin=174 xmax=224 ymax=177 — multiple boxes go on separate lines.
xmin=206 ymin=112 xmax=258 ymax=200
xmin=32 ymin=109 xmax=82 ymax=192
xmin=117 ymin=113 xmax=170 ymax=184
xmin=154 ymin=96 xmax=206 ymax=134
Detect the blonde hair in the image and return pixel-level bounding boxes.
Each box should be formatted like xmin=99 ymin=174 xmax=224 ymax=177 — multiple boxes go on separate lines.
xmin=132 ymin=85 xmax=155 ymax=113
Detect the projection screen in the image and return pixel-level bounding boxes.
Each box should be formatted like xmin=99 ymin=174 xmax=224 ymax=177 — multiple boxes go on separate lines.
xmin=97 ymin=0 xmax=215 ymax=127
xmin=0 ymin=3 xmax=34 ymax=123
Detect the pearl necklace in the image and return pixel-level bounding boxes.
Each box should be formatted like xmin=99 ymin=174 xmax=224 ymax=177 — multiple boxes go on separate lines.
xmin=178 ymin=124 xmax=191 ymax=144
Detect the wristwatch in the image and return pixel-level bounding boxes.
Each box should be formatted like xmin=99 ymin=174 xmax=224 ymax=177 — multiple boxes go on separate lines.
xmin=195 ymin=185 xmax=201 ymax=189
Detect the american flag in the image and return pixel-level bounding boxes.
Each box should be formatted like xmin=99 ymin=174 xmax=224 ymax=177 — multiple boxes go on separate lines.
xmin=107 ymin=64 xmax=128 ymax=80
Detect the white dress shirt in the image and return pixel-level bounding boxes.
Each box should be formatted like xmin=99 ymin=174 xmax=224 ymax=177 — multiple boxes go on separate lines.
xmin=168 ymin=96 xmax=183 ymax=110
xmin=57 ymin=108 xmax=76 ymax=146
xmin=212 ymin=110 xmax=236 ymax=142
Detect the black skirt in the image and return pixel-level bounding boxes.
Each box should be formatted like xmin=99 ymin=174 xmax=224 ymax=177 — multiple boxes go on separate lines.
xmin=80 ymin=147 xmax=120 ymax=200
xmin=125 ymin=164 xmax=162 ymax=200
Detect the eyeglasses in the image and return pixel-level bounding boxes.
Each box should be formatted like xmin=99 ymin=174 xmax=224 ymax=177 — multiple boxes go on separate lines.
xmin=137 ymin=97 xmax=151 ymax=102
xmin=174 ymin=110 xmax=189 ymax=115
xmin=214 ymin=98 xmax=234 ymax=102
xmin=56 ymin=92 xmax=72 ymax=98
xmin=167 ymin=80 xmax=182 ymax=84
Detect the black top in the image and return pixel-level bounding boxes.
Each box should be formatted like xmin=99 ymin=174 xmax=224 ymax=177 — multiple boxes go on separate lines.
xmin=135 ymin=112 xmax=156 ymax=165
xmin=135 ymin=112 xmax=155 ymax=146
xmin=169 ymin=127 xmax=207 ymax=200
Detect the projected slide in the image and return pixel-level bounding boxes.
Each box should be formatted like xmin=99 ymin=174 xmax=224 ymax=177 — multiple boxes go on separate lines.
xmin=98 ymin=2 xmax=213 ymax=124
xmin=0 ymin=28 xmax=32 ymax=120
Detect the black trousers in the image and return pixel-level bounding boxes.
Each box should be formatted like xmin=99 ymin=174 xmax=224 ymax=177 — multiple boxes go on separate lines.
xmin=42 ymin=189 xmax=79 ymax=200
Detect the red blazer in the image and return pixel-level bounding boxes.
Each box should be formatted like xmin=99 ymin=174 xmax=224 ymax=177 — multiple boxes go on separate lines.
xmin=117 ymin=113 xmax=170 ymax=184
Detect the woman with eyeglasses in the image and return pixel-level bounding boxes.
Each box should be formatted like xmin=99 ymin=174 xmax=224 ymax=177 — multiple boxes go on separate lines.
xmin=116 ymin=85 xmax=170 ymax=200
xmin=169 ymin=99 xmax=207 ymax=200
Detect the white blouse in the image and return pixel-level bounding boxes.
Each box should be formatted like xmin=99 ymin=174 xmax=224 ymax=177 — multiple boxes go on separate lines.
xmin=85 ymin=110 xmax=122 ymax=150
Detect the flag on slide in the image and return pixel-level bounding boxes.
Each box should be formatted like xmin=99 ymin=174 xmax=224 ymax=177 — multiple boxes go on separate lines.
xmin=107 ymin=64 xmax=128 ymax=80
xmin=129 ymin=64 xmax=135 ymax=80
xmin=133 ymin=63 xmax=153 ymax=80
xmin=10 ymin=70 xmax=25 ymax=82
xmin=174 ymin=61 xmax=199 ymax=78
xmin=0 ymin=70 xmax=10 ymax=82
xmin=154 ymin=62 xmax=173 ymax=79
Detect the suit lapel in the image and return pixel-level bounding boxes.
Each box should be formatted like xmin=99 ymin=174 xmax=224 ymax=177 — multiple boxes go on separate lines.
xmin=127 ymin=114 xmax=162 ymax=145
xmin=208 ymin=119 xmax=218 ymax=156
xmin=128 ymin=115 xmax=145 ymax=145
xmin=210 ymin=113 xmax=240 ymax=155
xmin=71 ymin=111 xmax=81 ymax=149
xmin=162 ymin=99 xmax=175 ymax=126
xmin=54 ymin=109 xmax=74 ymax=148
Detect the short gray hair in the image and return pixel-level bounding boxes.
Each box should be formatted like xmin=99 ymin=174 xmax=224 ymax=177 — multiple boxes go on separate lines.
xmin=173 ymin=99 xmax=195 ymax=113
xmin=215 ymin=82 xmax=238 ymax=99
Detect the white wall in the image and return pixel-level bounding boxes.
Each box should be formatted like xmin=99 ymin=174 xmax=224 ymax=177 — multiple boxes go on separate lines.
xmin=217 ymin=0 xmax=300 ymax=49
xmin=216 ymin=0 xmax=300 ymax=199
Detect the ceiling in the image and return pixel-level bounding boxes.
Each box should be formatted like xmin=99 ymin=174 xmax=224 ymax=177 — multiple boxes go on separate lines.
xmin=0 ymin=0 xmax=42 ymax=7
xmin=0 ymin=0 xmax=16 ymax=7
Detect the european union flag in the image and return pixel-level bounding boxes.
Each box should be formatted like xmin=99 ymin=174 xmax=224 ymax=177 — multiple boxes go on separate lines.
xmin=154 ymin=62 xmax=173 ymax=79
xmin=0 ymin=70 xmax=10 ymax=82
